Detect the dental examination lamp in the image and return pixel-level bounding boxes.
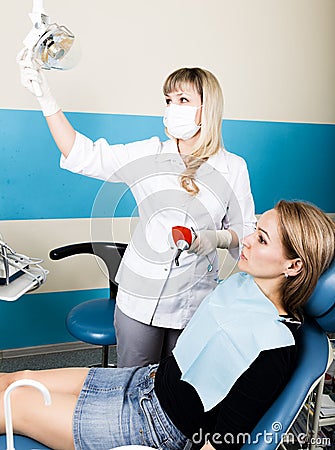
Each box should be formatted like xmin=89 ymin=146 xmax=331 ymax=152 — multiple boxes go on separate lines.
xmin=17 ymin=0 xmax=79 ymax=94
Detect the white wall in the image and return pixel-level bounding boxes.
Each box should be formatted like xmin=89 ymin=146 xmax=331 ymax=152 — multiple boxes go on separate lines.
xmin=2 ymin=0 xmax=335 ymax=123
xmin=0 ymin=0 xmax=334 ymax=348
xmin=1 ymin=0 xmax=334 ymax=296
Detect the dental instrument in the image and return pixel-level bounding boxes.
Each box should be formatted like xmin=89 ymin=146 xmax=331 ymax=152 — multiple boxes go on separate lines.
xmin=171 ymin=226 xmax=214 ymax=271
xmin=4 ymin=379 xmax=51 ymax=450
xmin=0 ymin=238 xmax=48 ymax=288
xmin=171 ymin=226 xmax=193 ymax=266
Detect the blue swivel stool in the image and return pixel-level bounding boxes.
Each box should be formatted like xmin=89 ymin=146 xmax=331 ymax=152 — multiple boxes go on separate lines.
xmin=49 ymin=241 xmax=127 ymax=367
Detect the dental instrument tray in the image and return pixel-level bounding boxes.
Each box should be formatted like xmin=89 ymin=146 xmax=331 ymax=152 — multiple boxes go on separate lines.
xmin=0 ymin=252 xmax=29 ymax=285
xmin=0 ymin=235 xmax=48 ymax=300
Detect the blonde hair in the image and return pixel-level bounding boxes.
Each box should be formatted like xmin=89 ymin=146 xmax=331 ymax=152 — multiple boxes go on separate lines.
xmin=163 ymin=67 xmax=224 ymax=195
xmin=275 ymin=200 xmax=335 ymax=319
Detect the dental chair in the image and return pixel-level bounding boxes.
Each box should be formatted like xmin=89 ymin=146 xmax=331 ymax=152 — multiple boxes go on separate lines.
xmin=0 ymin=259 xmax=334 ymax=450
xmin=49 ymin=241 xmax=128 ymax=367
xmin=241 ymin=258 xmax=335 ymax=449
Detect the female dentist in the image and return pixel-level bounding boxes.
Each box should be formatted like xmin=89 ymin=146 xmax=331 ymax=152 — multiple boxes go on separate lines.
xmin=19 ymin=65 xmax=256 ymax=367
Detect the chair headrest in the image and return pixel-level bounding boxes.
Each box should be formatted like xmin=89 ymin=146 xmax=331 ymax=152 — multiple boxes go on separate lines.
xmin=304 ymin=258 xmax=335 ymax=332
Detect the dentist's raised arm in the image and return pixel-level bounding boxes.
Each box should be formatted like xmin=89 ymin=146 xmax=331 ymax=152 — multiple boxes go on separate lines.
xmin=19 ymin=63 xmax=76 ymax=158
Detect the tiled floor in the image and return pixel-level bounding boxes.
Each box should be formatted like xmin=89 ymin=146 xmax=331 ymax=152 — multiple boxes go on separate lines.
xmin=0 ymin=345 xmax=117 ymax=372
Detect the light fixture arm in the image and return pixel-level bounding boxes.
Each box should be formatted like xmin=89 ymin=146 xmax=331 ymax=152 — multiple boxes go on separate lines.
xmin=32 ymin=0 xmax=44 ymax=14
xmin=29 ymin=0 xmax=47 ymax=28
xmin=23 ymin=0 xmax=50 ymax=50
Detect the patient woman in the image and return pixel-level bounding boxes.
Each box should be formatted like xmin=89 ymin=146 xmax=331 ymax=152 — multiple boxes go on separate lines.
xmin=0 ymin=200 xmax=334 ymax=450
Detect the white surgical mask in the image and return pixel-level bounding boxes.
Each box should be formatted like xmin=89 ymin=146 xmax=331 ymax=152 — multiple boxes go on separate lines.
xmin=163 ymin=103 xmax=202 ymax=140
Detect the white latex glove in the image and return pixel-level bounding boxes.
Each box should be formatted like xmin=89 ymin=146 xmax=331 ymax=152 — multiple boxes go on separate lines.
xmin=188 ymin=229 xmax=232 ymax=256
xmin=18 ymin=49 xmax=60 ymax=117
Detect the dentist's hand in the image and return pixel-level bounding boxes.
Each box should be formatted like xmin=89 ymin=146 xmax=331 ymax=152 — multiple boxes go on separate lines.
xmin=18 ymin=50 xmax=60 ymax=117
xmin=188 ymin=229 xmax=232 ymax=256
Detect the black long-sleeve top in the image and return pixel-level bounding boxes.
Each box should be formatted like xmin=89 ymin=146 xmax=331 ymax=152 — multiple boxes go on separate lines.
xmin=154 ymin=319 xmax=299 ymax=449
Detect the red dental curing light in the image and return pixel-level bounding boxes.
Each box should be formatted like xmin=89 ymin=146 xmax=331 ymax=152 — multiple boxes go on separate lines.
xmin=172 ymin=226 xmax=193 ymax=266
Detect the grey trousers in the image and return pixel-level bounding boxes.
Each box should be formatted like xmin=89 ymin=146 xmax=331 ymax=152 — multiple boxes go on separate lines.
xmin=114 ymin=306 xmax=183 ymax=368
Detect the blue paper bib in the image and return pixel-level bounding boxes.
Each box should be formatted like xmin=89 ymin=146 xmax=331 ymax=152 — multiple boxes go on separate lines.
xmin=173 ymin=272 xmax=295 ymax=411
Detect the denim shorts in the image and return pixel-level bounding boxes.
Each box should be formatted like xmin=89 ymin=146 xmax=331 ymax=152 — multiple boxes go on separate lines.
xmin=73 ymin=364 xmax=192 ymax=450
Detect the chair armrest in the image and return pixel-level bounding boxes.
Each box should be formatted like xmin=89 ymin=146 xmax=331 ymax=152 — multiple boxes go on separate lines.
xmin=49 ymin=242 xmax=95 ymax=260
xmin=49 ymin=242 xmax=128 ymax=298
xmin=49 ymin=242 xmax=127 ymax=260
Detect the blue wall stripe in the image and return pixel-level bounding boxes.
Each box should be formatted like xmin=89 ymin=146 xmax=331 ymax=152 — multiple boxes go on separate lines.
xmin=1 ymin=109 xmax=334 ymax=219
xmin=0 ymin=109 xmax=334 ymax=349
xmin=0 ymin=288 xmax=108 ymax=349
xmin=222 ymin=120 xmax=335 ymax=213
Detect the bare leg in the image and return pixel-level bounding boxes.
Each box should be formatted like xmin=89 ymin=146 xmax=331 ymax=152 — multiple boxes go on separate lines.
xmin=0 ymin=368 xmax=89 ymax=396
xmin=0 ymin=368 xmax=90 ymax=450
xmin=0 ymin=387 xmax=76 ymax=450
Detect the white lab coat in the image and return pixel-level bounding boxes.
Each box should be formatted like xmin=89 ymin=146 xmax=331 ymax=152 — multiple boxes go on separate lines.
xmin=60 ymin=132 xmax=256 ymax=328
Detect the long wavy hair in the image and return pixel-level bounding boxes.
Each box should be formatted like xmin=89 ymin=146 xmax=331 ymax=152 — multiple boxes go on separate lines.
xmin=275 ymin=200 xmax=335 ymax=319
xmin=163 ymin=67 xmax=224 ymax=195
